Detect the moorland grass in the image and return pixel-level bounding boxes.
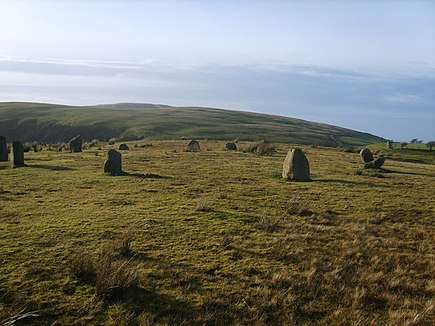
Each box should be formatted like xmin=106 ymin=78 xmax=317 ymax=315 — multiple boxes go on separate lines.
xmin=0 ymin=140 xmax=434 ymax=325
xmin=0 ymin=102 xmax=385 ymax=146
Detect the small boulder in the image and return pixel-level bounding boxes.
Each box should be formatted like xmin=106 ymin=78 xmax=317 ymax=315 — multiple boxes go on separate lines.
xmin=104 ymin=149 xmax=122 ymax=175
xmin=69 ymin=135 xmax=83 ymax=153
xmin=10 ymin=141 xmax=25 ymax=168
xmin=186 ymin=140 xmax=200 ymax=152
xmin=225 ymin=142 xmax=237 ymax=150
xmin=359 ymin=148 xmax=374 ymax=163
xmin=119 ymin=143 xmax=129 ymax=151
xmin=282 ymin=148 xmax=310 ymax=181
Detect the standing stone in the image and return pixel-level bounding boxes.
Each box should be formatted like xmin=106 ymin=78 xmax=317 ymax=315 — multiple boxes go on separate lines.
xmin=186 ymin=140 xmax=200 ymax=152
xmin=282 ymin=148 xmax=310 ymax=181
xmin=359 ymin=148 xmax=374 ymax=163
xmin=10 ymin=141 xmax=25 ymax=168
xmin=119 ymin=143 xmax=129 ymax=151
xmin=69 ymin=135 xmax=83 ymax=153
xmin=225 ymin=142 xmax=237 ymax=150
xmin=387 ymin=141 xmax=394 ymax=150
xmin=104 ymin=149 xmax=122 ymax=175
xmin=0 ymin=136 xmax=7 ymax=162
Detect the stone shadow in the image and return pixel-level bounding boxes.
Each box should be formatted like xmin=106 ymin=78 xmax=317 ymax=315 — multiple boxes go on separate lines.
xmin=27 ymin=164 xmax=75 ymax=171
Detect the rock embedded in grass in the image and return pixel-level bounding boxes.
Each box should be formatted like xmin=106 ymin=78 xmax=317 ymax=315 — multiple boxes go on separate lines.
xmin=186 ymin=140 xmax=200 ymax=152
xmin=360 ymin=148 xmax=374 ymax=163
xmin=69 ymin=135 xmax=83 ymax=153
xmin=0 ymin=135 xmax=7 ymax=161
xmin=282 ymin=148 xmax=310 ymax=181
xmin=10 ymin=141 xmax=25 ymax=168
xmin=119 ymin=143 xmax=129 ymax=151
xmin=104 ymin=149 xmax=122 ymax=175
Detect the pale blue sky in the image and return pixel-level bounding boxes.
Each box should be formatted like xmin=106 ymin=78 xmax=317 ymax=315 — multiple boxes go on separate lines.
xmin=0 ymin=0 xmax=434 ymax=141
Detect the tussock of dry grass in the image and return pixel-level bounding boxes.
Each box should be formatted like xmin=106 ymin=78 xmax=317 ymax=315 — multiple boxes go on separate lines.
xmin=69 ymin=252 xmax=95 ymax=281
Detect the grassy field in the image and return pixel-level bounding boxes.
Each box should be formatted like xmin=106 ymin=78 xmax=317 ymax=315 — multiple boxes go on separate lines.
xmin=0 ymin=141 xmax=434 ymax=325
xmin=0 ymin=102 xmax=385 ymax=147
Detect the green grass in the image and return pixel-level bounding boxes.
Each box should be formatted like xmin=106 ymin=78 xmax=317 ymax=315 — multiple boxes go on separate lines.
xmin=0 ymin=140 xmax=434 ymax=325
xmin=0 ymin=102 xmax=385 ymax=147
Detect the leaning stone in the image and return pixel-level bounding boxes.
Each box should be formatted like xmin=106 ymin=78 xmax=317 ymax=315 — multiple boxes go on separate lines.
xmin=374 ymin=157 xmax=385 ymax=169
xmin=359 ymin=148 xmax=374 ymax=163
xmin=225 ymin=142 xmax=237 ymax=150
xmin=104 ymin=149 xmax=122 ymax=175
xmin=0 ymin=136 xmax=7 ymax=161
xmin=10 ymin=141 xmax=25 ymax=168
xmin=119 ymin=143 xmax=129 ymax=151
xmin=186 ymin=140 xmax=200 ymax=152
xmin=282 ymin=148 xmax=310 ymax=181
xmin=69 ymin=135 xmax=83 ymax=153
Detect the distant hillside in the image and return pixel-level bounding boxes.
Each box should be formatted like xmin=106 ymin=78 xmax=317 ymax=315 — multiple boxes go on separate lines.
xmin=0 ymin=102 xmax=385 ymax=146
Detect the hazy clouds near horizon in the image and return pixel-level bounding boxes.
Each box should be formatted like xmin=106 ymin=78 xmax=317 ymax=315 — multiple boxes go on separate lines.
xmin=0 ymin=0 xmax=434 ymax=141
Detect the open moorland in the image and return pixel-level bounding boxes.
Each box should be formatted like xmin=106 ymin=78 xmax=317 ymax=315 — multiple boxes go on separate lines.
xmin=0 ymin=102 xmax=384 ymax=146
xmin=0 ymin=140 xmax=434 ymax=325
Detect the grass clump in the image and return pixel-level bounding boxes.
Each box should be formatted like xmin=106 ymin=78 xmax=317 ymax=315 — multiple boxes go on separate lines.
xmin=68 ymin=235 xmax=139 ymax=302
xmin=287 ymin=196 xmax=312 ymax=216
xmin=195 ymin=198 xmax=214 ymax=212
xmin=95 ymin=255 xmax=139 ymax=301
xmin=69 ymin=252 xmax=95 ymax=282
xmin=102 ymin=234 xmax=133 ymax=258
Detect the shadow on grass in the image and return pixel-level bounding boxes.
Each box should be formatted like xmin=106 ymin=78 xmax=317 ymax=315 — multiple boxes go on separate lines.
xmin=122 ymin=287 xmax=196 ymax=319
xmin=27 ymin=164 xmax=75 ymax=171
xmin=381 ymin=168 xmax=435 ymax=177
xmin=109 ymin=171 xmax=171 ymax=179
xmin=315 ymin=179 xmax=387 ymax=187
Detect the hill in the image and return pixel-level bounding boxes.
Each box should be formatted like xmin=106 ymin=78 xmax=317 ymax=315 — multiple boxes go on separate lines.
xmin=0 ymin=102 xmax=385 ymax=146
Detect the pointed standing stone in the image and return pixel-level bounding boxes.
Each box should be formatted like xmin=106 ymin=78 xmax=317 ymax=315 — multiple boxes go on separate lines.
xmin=282 ymin=148 xmax=310 ymax=181
xmin=0 ymin=136 xmax=7 ymax=162
xmin=69 ymin=135 xmax=83 ymax=153
xmin=186 ymin=140 xmax=200 ymax=152
xmin=10 ymin=141 xmax=25 ymax=168
xmin=104 ymin=149 xmax=122 ymax=175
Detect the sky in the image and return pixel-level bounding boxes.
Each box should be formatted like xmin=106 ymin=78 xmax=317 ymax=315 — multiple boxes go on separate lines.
xmin=0 ymin=0 xmax=434 ymax=141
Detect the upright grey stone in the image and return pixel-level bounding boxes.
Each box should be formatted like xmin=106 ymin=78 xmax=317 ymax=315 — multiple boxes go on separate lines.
xmin=104 ymin=149 xmax=122 ymax=175
xmin=225 ymin=142 xmax=237 ymax=150
xmin=387 ymin=141 xmax=394 ymax=150
xmin=186 ymin=140 xmax=200 ymax=152
xmin=359 ymin=148 xmax=374 ymax=163
xmin=119 ymin=143 xmax=129 ymax=151
xmin=282 ymin=148 xmax=310 ymax=181
xmin=0 ymin=136 xmax=7 ymax=162
xmin=10 ymin=141 xmax=24 ymax=168
xmin=69 ymin=135 xmax=83 ymax=153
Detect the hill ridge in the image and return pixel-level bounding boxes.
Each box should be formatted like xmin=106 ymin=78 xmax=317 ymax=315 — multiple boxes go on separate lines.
xmin=0 ymin=102 xmax=385 ymax=146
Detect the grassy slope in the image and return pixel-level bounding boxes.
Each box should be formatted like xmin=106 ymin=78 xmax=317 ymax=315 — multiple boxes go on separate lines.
xmin=0 ymin=102 xmax=384 ymax=146
xmin=0 ymin=141 xmax=434 ymax=325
